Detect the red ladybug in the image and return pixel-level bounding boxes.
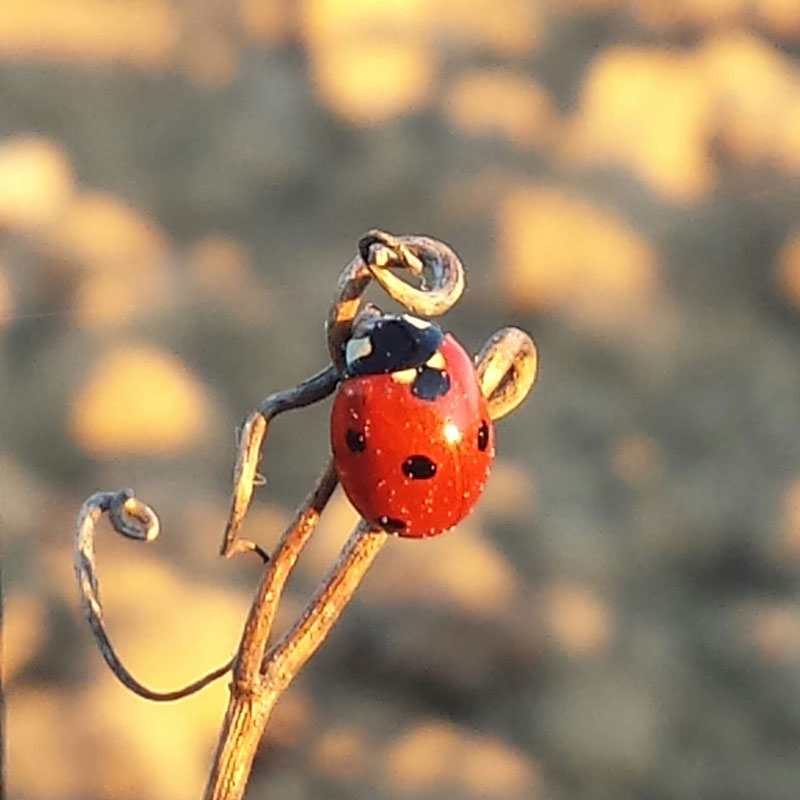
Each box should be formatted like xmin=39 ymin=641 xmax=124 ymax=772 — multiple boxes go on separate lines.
xmin=330 ymin=313 xmax=495 ymax=537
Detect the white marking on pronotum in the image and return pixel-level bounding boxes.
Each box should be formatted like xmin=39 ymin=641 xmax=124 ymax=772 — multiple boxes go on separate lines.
xmin=402 ymin=313 xmax=431 ymax=330
xmin=346 ymin=336 xmax=373 ymax=366
xmin=391 ymin=367 xmax=417 ymax=384
xmin=425 ymin=351 xmax=446 ymax=370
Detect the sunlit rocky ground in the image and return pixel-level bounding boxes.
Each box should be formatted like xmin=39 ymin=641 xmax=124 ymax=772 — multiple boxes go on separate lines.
xmin=3 ymin=2 xmax=800 ymax=799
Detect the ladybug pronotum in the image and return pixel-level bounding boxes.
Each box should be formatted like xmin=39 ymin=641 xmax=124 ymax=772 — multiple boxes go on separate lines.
xmin=330 ymin=313 xmax=494 ymax=537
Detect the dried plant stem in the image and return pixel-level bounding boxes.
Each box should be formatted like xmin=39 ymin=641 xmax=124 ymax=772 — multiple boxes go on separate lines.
xmin=205 ymin=519 xmax=387 ymax=800
xmin=72 ymin=232 xmax=537 ymax=800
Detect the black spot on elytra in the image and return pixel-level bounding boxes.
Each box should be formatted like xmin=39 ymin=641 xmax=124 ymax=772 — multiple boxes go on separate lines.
xmin=346 ymin=429 xmax=366 ymax=452
xmin=402 ymin=455 xmax=437 ymax=479
xmin=477 ymin=420 xmax=490 ymax=451
xmin=379 ymin=515 xmax=407 ymax=533
xmin=346 ymin=316 xmax=443 ymax=376
xmin=412 ymin=368 xmax=450 ymax=401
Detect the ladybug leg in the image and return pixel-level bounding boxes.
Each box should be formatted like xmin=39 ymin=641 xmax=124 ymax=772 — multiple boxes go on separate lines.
xmin=220 ymin=364 xmax=340 ymax=558
xmin=327 ymin=230 xmax=466 ymax=372
xmin=475 ymin=327 xmax=539 ymax=421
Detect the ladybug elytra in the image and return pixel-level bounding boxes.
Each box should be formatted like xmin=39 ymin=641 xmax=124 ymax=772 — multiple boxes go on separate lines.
xmin=331 ymin=313 xmax=494 ymax=537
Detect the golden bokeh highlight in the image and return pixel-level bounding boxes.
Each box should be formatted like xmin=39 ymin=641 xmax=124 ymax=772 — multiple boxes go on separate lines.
xmin=0 ymin=264 xmax=12 ymax=327
xmin=39 ymin=191 xmax=172 ymax=326
xmin=747 ymin=603 xmax=800 ymax=663
xmin=756 ymin=0 xmax=800 ymax=35
xmin=313 ymin=727 xmax=368 ymax=782
xmin=181 ymin=34 xmax=239 ymax=89
xmin=777 ymin=477 xmax=800 ymax=561
xmin=73 ymin=266 xmax=172 ymax=329
xmin=0 ymin=0 xmax=179 ymax=69
xmin=69 ymin=346 xmax=213 ymax=456
xmin=363 ymin=523 xmax=520 ymax=618
xmin=8 ymin=689 xmax=85 ymax=799
xmin=612 ymin=435 xmax=663 ymax=485
xmin=563 ymin=34 xmax=800 ymax=197
xmin=480 ymin=459 xmax=536 ymax=518
xmin=46 ymin=191 xmax=168 ymax=271
xmin=427 ymin=0 xmax=541 ymax=54
xmin=306 ymin=40 xmax=434 ymax=125
xmin=497 ymin=186 xmax=658 ymax=314
xmin=384 ymin=720 xmax=539 ymax=797
xmin=301 ymin=0 xmax=541 ymax=124
xmin=0 ymin=136 xmax=75 ymax=229
xmin=631 ymin=0 xmax=746 ymax=29
xmin=628 ymin=0 xmax=800 ymax=36
xmin=268 ymin=691 xmax=315 ymax=748
xmin=239 ymin=0 xmax=292 ymax=44
xmin=699 ymin=32 xmax=800 ymax=170
xmin=302 ymin=0 xmax=433 ymax=124
xmin=4 ymin=591 xmax=48 ymax=683
xmin=191 ymin=236 xmax=249 ymax=286
xmin=541 ymin=583 xmax=614 ymax=658
xmin=443 ymin=70 xmax=556 ymax=149
xmin=776 ymin=232 xmax=800 ymax=311
xmin=563 ymin=48 xmax=714 ymax=202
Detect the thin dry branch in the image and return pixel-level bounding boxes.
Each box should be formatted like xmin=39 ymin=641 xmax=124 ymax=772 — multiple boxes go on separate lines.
xmin=265 ymin=521 xmax=388 ymax=684
xmin=221 ymin=365 xmax=340 ymax=557
xmin=204 ymin=521 xmax=387 ymax=800
xmin=204 ymin=325 xmax=536 ymax=800
xmin=72 ymin=231 xmax=537 ymax=800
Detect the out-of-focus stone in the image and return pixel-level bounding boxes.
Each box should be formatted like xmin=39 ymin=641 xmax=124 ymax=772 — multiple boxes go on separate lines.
xmin=496 ymin=186 xmax=658 ymax=320
xmin=699 ymin=32 xmax=800 ymax=170
xmin=4 ymin=591 xmax=47 ymax=683
xmin=0 ymin=0 xmax=178 ymax=69
xmin=562 ymin=47 xmax=714 ymax=202
xmin=776 ymin=232 xmax=800 ymax=311
xmin=302 ymin=0 xmax=434 ymax=124
xmin=360 ymin=521 xmax=520 ymax=618
xmin=0 ymin=262 xmax=12 ymax=326
xmin=540 ymin=583 xmax=615 ymax=657
xmin=443 ymin=69 xmax=556 ymax=149
xmin=45 ymin=191 xmax=168 ymax=272
xmin=69 ymin=346 xmax=213 ymax=456
xmin=0 ymin=136 xmax=74 ymax=229
xmin=313 ymin=726 xmax=368 ymax=782
xmin=384 ymin=719 xmax=539 ymax=797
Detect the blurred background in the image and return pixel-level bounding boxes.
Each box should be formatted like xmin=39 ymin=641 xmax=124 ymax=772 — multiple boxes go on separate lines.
xmin=3 ymin=1 xmax=800 ymax=798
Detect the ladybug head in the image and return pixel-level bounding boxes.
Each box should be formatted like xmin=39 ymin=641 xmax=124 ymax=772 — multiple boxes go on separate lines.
xmin=344 ymin=314 xmax=444 ymax=377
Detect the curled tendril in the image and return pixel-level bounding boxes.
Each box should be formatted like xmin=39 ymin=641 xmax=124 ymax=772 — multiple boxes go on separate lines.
xmin=73 ymin=230 xmax=539 ymax=800
xmin=223 ymin=230 xmax=466 ymax=556
xmin=327 ymin=229 xmax=466 ymax=373
xmin=74 ymin=490 xmax=233 ymax=701
xmin=476 ymin=327 xmax=539 ymax=421
xmin=108 ymin=489 xmax=160 ymax=541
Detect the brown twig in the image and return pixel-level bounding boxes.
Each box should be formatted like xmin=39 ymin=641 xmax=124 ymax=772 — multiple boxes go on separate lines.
xmin=204 ymin=520 xmax=387 ymax=799
xmin=72 ymin=231 xmax=538 ymax=800
xmin=203 ymin=327 xmax=536 ymax=800
xmin=221 ymin=365 xmax=340 ymax=558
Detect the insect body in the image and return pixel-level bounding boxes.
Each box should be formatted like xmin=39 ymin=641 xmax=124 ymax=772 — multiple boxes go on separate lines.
xmin=331 ymin=314 xmax=494 ymax=537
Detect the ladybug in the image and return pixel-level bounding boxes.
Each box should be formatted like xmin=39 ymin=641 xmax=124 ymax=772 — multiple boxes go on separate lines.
xmin=330 ymin=313 xmax=495 ymax=537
